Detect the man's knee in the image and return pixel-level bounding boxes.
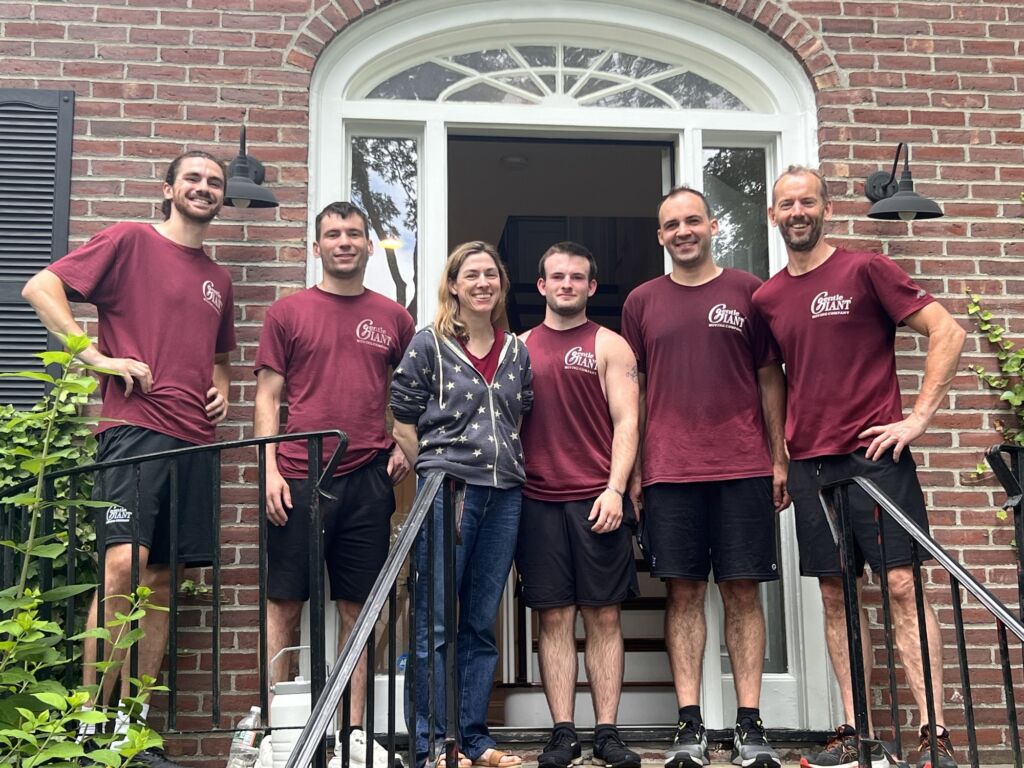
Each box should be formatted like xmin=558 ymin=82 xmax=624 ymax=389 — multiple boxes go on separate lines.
xmin=718 ymin=580 xmax=761 ymax=614
xmin=666 ymin=578 xmax=706 ymax=606
xmin=269 ymin=598 xmax=304 ymax=627
xmin=884 ymin=567 xmax=920 ymax=606
xmin=818 ymin=576 xmax=848 ymax=614
xmin=580 ymin=604 xmax=620 ymax=636
xmin=538 ymin=605 xmax=576 ymax=633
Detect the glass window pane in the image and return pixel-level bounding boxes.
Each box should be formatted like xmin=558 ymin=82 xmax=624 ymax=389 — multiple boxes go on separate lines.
xmin=515 ymin=45 xmax=556 ymax=67
xmin=368 ymin=62 xmax=465 ymax=100
xmin=447 ymin=82 xmax=532 ymax=103
xmin=586 ymin=88 xmax=669 ymax=108
xmin=563 ymin=74 xmax=580 ymax=92
xmin=448 ymin=49 xmax=519 ymax=73
xmin=539 ymin=74 xmax=557 ymax=93
xmin=702 ymin=147 xmax=768 ymax=279
xmin=494 ymin=75 xmax=543 ymax=96
xmin=563 ymin=46 xmax=604 ymax=69
xmin=597 ymin=51 xmax=673 ymax=79
xmin=350 ymin=137 xmax=418 ymax=311
xmin=574 ymin=77 xmax=617 ymax=98
xmin=653 ymin=72 xmax=748 ymax=111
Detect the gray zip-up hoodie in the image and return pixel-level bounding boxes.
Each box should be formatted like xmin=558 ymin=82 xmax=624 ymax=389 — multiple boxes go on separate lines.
xmin=390 ymin=327 xmax=533 ymax=489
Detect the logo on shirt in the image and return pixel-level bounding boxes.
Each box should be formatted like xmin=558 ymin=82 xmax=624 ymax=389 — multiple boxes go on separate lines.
xmin=707 ymin=303 xmax=746 ymax=332
xmin=564 ymin=346 xmax=598 ymax=374
xmin=356 ymin=318 xmax=394 ymax=351
xmin=202 ymin=280 xmax=224 ymax=313
xmin=106 ymin=505 xmax=131 ymax=524
xmin=810 ymin=291 xmax=852 ymax=318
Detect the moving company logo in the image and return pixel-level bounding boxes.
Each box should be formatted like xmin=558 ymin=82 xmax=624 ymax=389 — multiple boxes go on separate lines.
xmin=202 ymin=280 xmax=223 ymax=313
xmin=707 ymin=303 xmax=746 ymax=332
xmin=356 ymin=318 xmax=394 ymax=350
xmin=564 ymin=345 xmax=598 ymax=374
xmin=106 ymin=505 xmax=131 ymax=524
xmin=810 ymin=291 xmax=852 ymax=318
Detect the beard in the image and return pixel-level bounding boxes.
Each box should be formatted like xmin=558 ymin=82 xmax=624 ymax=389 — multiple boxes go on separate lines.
xmin=546 ymin=293 xmax=588 ymax=317
xmin=779 ymin=216 xmax=824 ymax=252
xmin=173 ymin=191 xmax=221 ymax=224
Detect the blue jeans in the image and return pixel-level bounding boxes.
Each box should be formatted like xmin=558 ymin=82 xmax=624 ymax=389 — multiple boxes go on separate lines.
xmin=407 ymin=482 xmax=521 ymax=766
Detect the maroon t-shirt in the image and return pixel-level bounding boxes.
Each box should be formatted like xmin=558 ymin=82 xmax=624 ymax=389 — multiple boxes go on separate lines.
xmin=752 ymin=248 xmax=934 ymax=460
xmin=254 ymin=287 xmax=414 ymax=478
xmin=621 ymin=270 xmax=778 ymax=484
xmin=458 ymin=329 xmax=502 ymax=383
xmin=48 ymin=222 xmax=235 ymax=445
xmin=521 ymin=322 xmax=615 ymax=501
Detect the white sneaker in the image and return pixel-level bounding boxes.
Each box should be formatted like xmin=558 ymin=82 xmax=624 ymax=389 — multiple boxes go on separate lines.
xmin=329 ymin=729 xmax=392 ymax=768
xmin=258 ymin=735 xmax=273 ymax=768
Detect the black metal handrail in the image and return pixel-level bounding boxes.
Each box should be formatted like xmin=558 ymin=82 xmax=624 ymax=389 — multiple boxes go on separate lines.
xmin=984 ymin=443 xmax=1024 ymax=618
xmin=1 ymin=429 xmax=347 ymax=734
xmin=819 ymin=476 xmax=1023 ymax=768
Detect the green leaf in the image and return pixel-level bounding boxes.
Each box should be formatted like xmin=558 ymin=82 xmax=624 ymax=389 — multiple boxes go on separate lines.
xmin=32 ymin=692 xmax=68 ymax=711
xmin=65 ymin=334 xmax=92 ymax=355
xmin=113 ymin=627 xmax=146 ymax=650
xmin=38 ymin=584 xmax=95 ymax=602
xmin=24 ymin=543 xmax=66 ymax=559
xmin=0 ymin=728 xmax=37 ymax=747
xmin=70 ymin=710 xmax=109 ymax=726
xmin=0 ymin=371 xmax=55 ymax=384
xmin=35 ymin=351 xmax=73 ymax=367
xmin=86 ymin=749 xmax=123 ymax=767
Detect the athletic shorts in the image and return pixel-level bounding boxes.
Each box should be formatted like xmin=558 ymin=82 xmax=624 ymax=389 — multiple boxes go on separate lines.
xmin=640 ymin=477 xmax=779 ymax=582
xmin=93 ymin=425 xmax=216 ymax=567
xmin=267 ymin=451 xmax=395 ymax=603
xmin=788 ymin=448 xmax=931 ymax=578
xmin=515 ymin=495 xmax=639 ymax=609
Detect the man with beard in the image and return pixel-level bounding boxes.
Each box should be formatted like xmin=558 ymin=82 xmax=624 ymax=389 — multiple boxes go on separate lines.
xmin=254 ymin=201 xmax=413 ymax=768
xmin=753 ymin=167 xmax=965 ymax=768
xmin=22 ymin=151 xmax=234 ymax=768
xmin=517 ymin=242 xmax=640 ymax=768
xmin=621 ymin=187 xmax=788 ymax=768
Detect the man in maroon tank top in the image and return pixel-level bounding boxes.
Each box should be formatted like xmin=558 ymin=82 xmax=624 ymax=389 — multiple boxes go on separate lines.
xmin=517 ymin=242 xmax=641 ymax=768
xmin=621 ymin=187 xmax=788 ymax=768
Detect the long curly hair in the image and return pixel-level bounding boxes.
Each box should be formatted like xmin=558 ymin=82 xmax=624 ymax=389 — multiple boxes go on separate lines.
xmin=433 ymin=241 xmax=510 ymax=341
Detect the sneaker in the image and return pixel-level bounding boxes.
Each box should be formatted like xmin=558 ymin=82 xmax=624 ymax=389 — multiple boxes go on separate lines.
xmin=538 ymin=725 xmax=582 ymax=768
xmin=915 ymin=725 xmax=957 ymax=768
xmin=801 ymin=726 xmax=885 ymax=768
xmin=329 ymin=729 xmax=395 ymax=768
xmin=664 ymin=720 xmax=709 ymax=768
xmin=592 ymin=728 xmax=640 ymax=768
xmin=129 ymin=748 xmax=186 ymax=768
xmin=731 ymin=718 xmax=781 ymax=768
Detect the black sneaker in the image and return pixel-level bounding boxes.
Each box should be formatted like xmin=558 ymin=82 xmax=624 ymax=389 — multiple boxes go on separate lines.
xmin=129 ymin=748 xmax=185 ymax=768
xmin=592 ymin=727 xmax=640 ymax=768
xmin=802 ymin=726 xmax=886 ymax=768
xmin=731 ymin=718 xmax=781 ymax=768
xmin=664 ymin=720 xmax=709 ymax=768
xmin=915 ymin=725 xmax=958 ymax=768
xmin=539 ymin=724 xmax=582 ymax=768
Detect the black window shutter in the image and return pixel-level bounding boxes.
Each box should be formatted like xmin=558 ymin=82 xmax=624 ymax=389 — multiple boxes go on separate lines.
xmin=0 ymin=89 xmax=74 ymax=408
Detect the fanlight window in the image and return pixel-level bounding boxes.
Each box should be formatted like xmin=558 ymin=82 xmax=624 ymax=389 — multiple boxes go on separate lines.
xmin=366 ymin=45 xmax=749 ymax=110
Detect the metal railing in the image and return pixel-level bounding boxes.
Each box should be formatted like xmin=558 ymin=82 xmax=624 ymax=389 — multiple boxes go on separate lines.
xmin=984 ymin=443 xmax=1024 ymax=617
xmin=0 ymin=429 xmax=346 ymax=734
xmin=819 ymin=476 xmax=1024 ymax=768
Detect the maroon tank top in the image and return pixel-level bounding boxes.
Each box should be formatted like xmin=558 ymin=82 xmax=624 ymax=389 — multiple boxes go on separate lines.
xmin=521 ymin=321 xmax=613 ymax=501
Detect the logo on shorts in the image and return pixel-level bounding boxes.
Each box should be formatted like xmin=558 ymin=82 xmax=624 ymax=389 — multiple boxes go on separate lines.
xmin=564 ymin=346 xmax=598 ymax=374
xmin=106 ymin=505 xmax=132 ymax=524
xmin=707 ymin=303 xmax=746 ymax=332
xmin=810 ymin=291 xmax=852 ymax=318
xmin=202 ymin=280 xmax=224 ymax=313
xmin=356 ymin=318 xmax=395 ymax=351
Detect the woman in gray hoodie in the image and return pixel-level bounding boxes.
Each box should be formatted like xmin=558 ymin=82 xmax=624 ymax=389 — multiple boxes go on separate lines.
xmin=392 ymin=241 xmax=532 ymax=768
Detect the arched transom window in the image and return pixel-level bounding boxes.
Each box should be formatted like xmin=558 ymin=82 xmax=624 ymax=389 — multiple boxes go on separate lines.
xmin=365 ymin=45 xmax=749 ymax=110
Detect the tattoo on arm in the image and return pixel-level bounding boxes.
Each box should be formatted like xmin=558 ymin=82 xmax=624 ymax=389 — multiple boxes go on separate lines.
xmin=626 ymin=364 xmax=638 ymax=383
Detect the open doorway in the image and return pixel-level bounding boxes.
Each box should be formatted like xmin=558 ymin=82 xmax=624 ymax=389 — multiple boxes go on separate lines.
xmin=447 ymin=136 xmax=668 ymax=334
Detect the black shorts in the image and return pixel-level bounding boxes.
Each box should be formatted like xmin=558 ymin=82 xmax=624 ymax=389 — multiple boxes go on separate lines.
xmin=93 ymin=425 xmax=216 ymax=567
xmin=515 ymin=495 xmax=639 ymax=609
xmin=267 ymin=452 xmax=395 ymax=603
xmin=788 ymin=448 xmax=931 ymax=578
xmin=640 ymin=477 xmax=779 ymax=582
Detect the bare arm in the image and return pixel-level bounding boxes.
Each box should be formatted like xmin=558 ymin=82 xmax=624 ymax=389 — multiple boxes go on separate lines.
xmin=628 ymin=372 xmax=647 ymax=516
xmin=393 ymin=420 xmax=420 ymax=467
xmin=22 ymin=269 xmax=152 ymax=395
xmin=254 ymin=367 xmax=291 ymax=526
xmin=590 ymin=331 xmax=640 ymax=533
xmin=757 ymin=362 xmax=790 ymax=511
xmin=206 ymin=352 xmax=231 ymax=424
xmin=859 ymin=302 xmax=967 ymax=460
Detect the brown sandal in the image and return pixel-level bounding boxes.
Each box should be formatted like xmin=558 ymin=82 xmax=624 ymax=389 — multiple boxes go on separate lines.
xmin=435 ymin=752 xmax=471 ymax=768
xmin=471 ymin=749 xmax=522 ymax=767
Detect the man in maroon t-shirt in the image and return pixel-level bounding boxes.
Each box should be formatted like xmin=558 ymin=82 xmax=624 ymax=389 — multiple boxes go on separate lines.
xmin=621 ymin=187 xmax=788 ymax=768
xmin=22 ymin=151 xmax=234 ymax=768
xmin=517 ymin=242 xmax=640 ymax=768
xmin=254 ymin=201 xmax=414 ymax=768
xmin=754 ymin=167 xmax=965 ymax=768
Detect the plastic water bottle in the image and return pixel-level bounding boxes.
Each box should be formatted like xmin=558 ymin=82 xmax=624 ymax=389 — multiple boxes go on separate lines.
xmin=226 ymin=706 xmax=262 ymax=768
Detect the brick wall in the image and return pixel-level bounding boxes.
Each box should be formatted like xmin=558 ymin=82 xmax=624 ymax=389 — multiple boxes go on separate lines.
xmin=2 ymin=0 xmax=1022 ymax=763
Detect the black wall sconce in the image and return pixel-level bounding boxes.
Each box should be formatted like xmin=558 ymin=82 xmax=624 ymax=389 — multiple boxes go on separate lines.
xmin=224 ymin=125 xmax=279 ymax=209
xmin=864 ymin=142 xmax=942 ymax=221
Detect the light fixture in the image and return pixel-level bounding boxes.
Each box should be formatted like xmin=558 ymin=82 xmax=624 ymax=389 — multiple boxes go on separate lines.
xmin=224 ymin=125 xmax=278 ymax=208
xmin=378 ymin=237 xmax=403 ymax=250
xmin=864 ymin=142 xmax=942 ymax=221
